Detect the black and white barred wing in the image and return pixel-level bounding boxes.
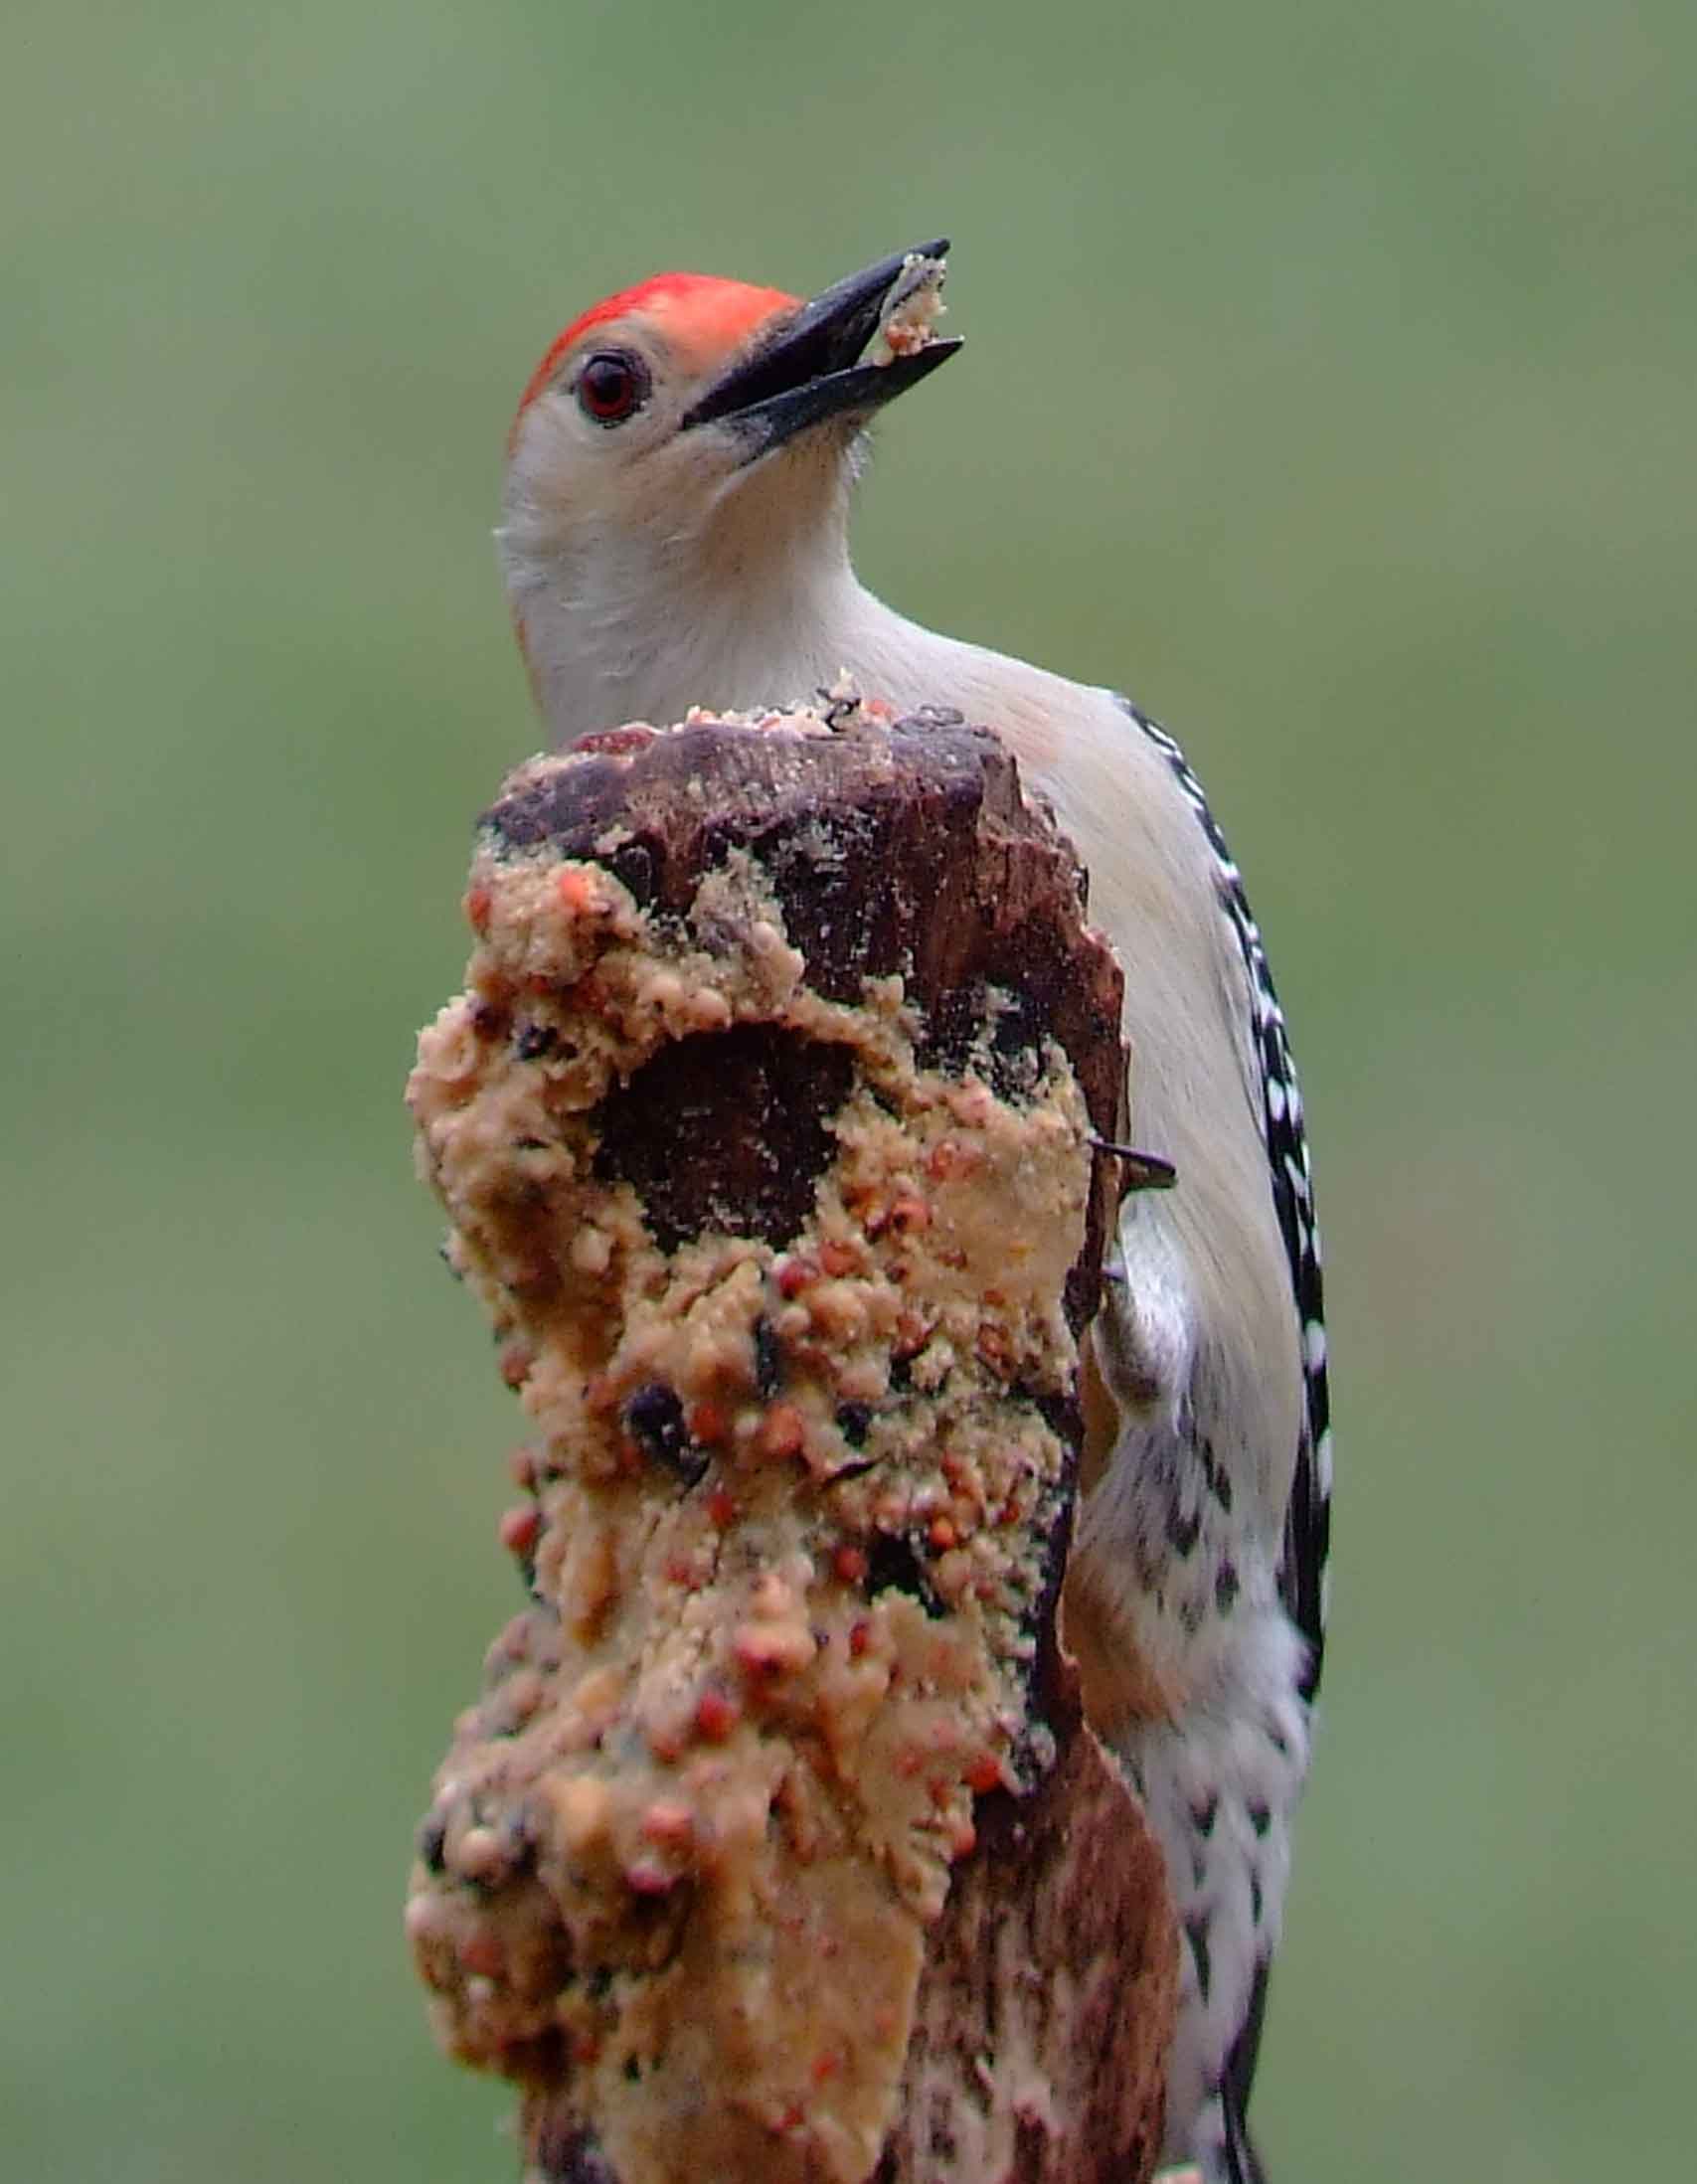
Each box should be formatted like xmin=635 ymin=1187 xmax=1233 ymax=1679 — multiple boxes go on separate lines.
xmin=1118 ymin=699 xmax=1332 ymax=1701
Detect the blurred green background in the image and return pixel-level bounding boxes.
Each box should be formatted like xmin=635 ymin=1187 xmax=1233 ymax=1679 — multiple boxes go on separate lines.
xmin=5 ymin=3 xmax=1693 ymax=2178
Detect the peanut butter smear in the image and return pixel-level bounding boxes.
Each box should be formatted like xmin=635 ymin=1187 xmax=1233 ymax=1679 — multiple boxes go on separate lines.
xmin=405 ymin=706 xmax=1097 ymax=2184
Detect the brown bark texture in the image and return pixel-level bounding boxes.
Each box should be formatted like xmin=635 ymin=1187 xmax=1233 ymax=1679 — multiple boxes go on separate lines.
xmin=406 ymin=705 xmax=1176 ymax=2184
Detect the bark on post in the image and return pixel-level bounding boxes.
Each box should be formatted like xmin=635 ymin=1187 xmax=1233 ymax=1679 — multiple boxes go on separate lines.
xmin=405 ymin=703 xmax=1176 ymax=2184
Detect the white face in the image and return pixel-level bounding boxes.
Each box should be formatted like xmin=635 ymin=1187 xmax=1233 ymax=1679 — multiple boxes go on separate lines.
xmin=503 ymin=249 xmax=955 ymax=563
xmin=497 ymin=302 xmax=864 ymax=733
xmin=497 ymin=248 xmax=957 ymax=727
xmin=505 ymin=315 xmax=788 ymax=542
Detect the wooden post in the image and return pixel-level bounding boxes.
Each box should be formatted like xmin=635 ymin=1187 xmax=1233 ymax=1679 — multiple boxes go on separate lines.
xmin=405 ymin=703 xmax=1175 ymax=2184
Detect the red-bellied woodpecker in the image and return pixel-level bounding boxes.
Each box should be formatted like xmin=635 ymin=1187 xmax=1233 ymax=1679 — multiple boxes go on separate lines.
xmin=497 ymin=241 xmax=1331 ymax=2184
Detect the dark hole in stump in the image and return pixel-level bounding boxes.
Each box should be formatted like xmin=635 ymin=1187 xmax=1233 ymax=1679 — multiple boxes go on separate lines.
xmin=593 ymin=1024 xmax=855 ymax=1254
xmin=865 ymin=1531 xmax=946 ymax=1620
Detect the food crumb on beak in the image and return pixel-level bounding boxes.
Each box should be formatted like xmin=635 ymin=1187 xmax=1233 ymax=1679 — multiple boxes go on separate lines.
xmin=865 ymin=252 xmax=947 ymax=366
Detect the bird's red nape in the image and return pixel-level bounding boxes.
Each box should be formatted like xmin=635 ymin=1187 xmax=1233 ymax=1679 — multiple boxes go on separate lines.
xmin=509 ymin=273 xmax=798 ymax=450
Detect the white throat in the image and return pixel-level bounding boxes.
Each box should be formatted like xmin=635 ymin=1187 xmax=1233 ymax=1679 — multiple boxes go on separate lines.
xmin=500 ymin=445 xmax=944 ymax=743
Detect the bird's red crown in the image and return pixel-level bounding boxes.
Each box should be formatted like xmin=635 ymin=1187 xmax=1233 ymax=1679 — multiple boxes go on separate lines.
xmin=510 ymin=273 xmax=798 ymax=450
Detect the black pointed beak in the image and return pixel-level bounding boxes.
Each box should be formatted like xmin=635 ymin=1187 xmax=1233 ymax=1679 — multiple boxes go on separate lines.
xmin=681 ymin=240 xmax=961 ymax=452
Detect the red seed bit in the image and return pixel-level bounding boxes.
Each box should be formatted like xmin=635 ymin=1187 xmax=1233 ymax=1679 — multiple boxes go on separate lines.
xmin=832 ymin=1544 xmax=869 ymax=1586
xmin=624 ymin=1858 xmax=675 ymax=1897
xmin=847 ymin=1618 xmax=872 ymax=1659
xmin=571 ymin=2029 xmax=602 ymax=2066
xmin=705 ymin=1486 xmax=737 ymax=1530
xmin=507 ymin=1445 xmax=538 ymax=1491
xmin=458 ymin=1926 xmax=505 ymax=1978
xmin=965 ymin=1753 xmax=1004 ymax=1795
xmin=499 ymin=1504 xmax=541 ymax=1557
xmin=498 ymin=1341 xmax=534 ymax=1391
xmin=818 ymin=1239 xmax=859 ymax=1278
xmin=556 ymin=865 xmax=611 ymax=918
xmin=888 ymin=1193 xmax=931 ymax=1235
xmin=574 ymin=724 xmax=656 ymax=756
xmin=463 ymin=883 xmax=493 ymax=934
xmin=687 ymin=1399 xmax=730 ymax=1444
xmin=810 ymin=2049 xmax=842 ymax=2086
xmin=694 ymin=1685 xmax=740 ymax=1742
xmin=949 ymin=1819 xmax=977 ymax=1859
xmin=756 ymin=1402 xmax=806 ymax=1461
xmin=774 ymin=1255 xmax=819 ymax=1299
xmin=928 ymin=1516 xmax=958 ymax=1552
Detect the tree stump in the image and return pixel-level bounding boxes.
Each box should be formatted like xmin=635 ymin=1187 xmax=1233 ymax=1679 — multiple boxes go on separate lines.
xmin=404 ymin=701 xmax=1176 ymax=2184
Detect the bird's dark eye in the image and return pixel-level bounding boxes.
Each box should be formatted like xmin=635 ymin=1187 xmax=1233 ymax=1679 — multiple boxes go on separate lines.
xmin=576 ymin=350 xmax=649 ymax=426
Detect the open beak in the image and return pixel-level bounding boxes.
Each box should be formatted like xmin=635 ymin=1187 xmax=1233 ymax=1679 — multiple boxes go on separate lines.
xmin=681 ymin=239 xmax=961 ymax=454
